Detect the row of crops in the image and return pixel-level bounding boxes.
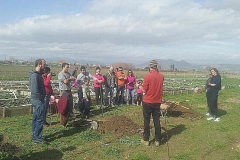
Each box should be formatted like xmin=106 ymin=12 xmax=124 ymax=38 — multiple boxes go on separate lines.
xmin=0 ymin=78 xmax=209 ymax=107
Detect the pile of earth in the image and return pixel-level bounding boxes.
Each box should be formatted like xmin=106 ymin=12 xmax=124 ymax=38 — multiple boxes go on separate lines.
xmin=97 ymin=115 xmax=142 ymax=137
xmin=164 ymin=102 xmax=204 ymax=120
xmin=0 ymin=134 xmax=22 ymax=159
xmin=97 ymin=102 xmax=203 ymax=137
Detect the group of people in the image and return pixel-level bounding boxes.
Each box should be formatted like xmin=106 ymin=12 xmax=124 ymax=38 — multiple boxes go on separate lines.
xmin=70 ymin=65 xmax=145 ymax=119
xmin=29 ymin=58 xmax=221 ymax=147
xmin=29 ymin=59 xmax=165 ymax=146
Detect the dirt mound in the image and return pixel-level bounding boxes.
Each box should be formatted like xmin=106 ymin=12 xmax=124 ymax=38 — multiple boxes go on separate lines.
xmin=97 ymin=102 xmax=203 ymax=137
xmin=0 ymin=134 xmax=22 ymax=158
xmin=165 ymin=102 xmax=203 ymax=120
xmin=98 ymin=115 xmax=142 ymax=137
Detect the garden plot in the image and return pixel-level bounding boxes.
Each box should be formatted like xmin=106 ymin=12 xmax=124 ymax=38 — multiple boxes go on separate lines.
xmin=95 ymin=102 xmax=203 ymax=138
xmin=163 ymin=78 xmax=206 ymax=94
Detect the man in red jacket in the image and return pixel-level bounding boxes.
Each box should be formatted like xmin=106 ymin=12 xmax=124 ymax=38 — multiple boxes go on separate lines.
xmin=138 ymin=60 xmax=164 ymax=147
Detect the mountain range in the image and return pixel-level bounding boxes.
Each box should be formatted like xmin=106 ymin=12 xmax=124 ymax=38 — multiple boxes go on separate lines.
xmin=45 ymin=57 xmax=240 ymax=71
xmin=138 ymin=59 xmax=240 ymax=71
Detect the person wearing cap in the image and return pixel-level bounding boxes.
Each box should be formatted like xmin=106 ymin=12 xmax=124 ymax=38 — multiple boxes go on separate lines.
xmin=137 ymin=60 xmax=164 ymax=147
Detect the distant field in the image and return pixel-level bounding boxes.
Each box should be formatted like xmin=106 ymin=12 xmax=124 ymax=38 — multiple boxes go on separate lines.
xmin=0 ymin=64 xmax=238 ymax=83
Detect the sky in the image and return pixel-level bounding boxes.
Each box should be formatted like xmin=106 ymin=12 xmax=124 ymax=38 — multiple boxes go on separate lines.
xmin=0 ymin=0 xmax=240 ymax=65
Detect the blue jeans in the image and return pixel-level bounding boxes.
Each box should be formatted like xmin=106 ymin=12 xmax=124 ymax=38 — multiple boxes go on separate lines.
xmin=104 ymin=87 xmax=114 ymax=106
xmin=126 ymin=89 xmax=135 ymax=104
xmin=43 ymin=95 xmax=50 ymax=124
xmin=31 ymin=99 xmax=44 ymax=142
xmin=116 ymin=85 xmax=125 ymax=105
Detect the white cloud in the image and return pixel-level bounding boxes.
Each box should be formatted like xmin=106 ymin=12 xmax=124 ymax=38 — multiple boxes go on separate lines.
xmin=0 ymin=0 xmax=240 ymax=65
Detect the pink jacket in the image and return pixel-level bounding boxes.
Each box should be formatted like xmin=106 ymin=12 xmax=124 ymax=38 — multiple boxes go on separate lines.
xmin=137 ymin=87 xmax=143 ymax=94
xmin=126 ymin=76 xmax=136 ymax=90
xmin=93 ymin=73 xmax=105 ymax=88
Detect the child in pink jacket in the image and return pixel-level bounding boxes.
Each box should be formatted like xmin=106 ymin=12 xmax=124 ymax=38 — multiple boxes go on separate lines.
xmin=136 ymin=79 xmax=143 ymax=106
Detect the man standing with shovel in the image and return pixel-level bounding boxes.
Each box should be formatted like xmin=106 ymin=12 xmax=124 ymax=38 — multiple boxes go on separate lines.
xmin=138 ymin=60 xmax=164 ymax=147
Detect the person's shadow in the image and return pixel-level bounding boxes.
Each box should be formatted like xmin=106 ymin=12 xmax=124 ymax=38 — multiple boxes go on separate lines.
xmin=218 ymin=109 xmax=227 ymax=117
xmin=44 ymin=120 xmax=89 ymax=142
xmin=158 ymin=124 xmax=186 ymax=144
xmin=20 ymin=146 xmax=75 ymax=160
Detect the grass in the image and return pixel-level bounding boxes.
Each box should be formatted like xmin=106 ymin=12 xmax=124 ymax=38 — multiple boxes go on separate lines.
xmin=1 ymin=83 xmax=240 ymax=160
xmin=1 ymin=67 xmax=240 ymax=159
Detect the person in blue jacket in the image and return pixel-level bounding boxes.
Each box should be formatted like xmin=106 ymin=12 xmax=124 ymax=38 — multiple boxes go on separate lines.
xmin=29 ymin=59 xmax=46 ymax=144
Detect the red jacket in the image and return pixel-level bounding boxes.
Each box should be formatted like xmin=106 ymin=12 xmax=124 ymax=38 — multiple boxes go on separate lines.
xmin=57 ymin=92 xmax=70 ymax=116
xmin=142 ymin=70 xmax=164 ymax=104
xmin=42 ymin=75 xmax=53 ymax=95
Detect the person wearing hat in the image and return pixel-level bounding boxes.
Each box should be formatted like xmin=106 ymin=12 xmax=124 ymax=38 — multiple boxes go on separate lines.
xmin=137 ymin=60 xmax=164 ymax=147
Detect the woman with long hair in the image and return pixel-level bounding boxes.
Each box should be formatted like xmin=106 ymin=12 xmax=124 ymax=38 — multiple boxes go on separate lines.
xmin=126 ymin=70 xmax=136 ymax=105
xmin=206 ymin=68 xmax=221 ymax=122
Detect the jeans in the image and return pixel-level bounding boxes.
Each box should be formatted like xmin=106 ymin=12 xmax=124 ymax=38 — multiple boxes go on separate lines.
xmin=104 ymin=87 xmax=114 ymax=106
xmin=31 ymin=99 xmax=44 ymax=142
xmin=142 ymin=102 xmax=161 ymax=142
xmin=126 ymin=89 xmax=135 ymax=104
xmin=43 ymin=95 xmax=50 ymax=124
xmin=94 ymin=87 xmax=103 ymax=106
xmin=116 ymin=85 xmax=125 ymax=105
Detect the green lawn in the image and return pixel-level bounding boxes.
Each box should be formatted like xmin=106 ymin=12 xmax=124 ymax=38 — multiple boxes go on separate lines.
xmin=1 ymin=77 xmax=240 ymax=160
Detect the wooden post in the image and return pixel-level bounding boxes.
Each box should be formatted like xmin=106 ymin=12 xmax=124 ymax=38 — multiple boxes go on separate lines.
xmin=3 ymin=107 xmax=5 ymax=118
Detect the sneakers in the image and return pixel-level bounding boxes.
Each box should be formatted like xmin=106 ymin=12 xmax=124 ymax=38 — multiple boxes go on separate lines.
xmin=34 ymin=139 xmax=47 ymax=144
xmin=155 ymin=141 xmax=160 ymax=147
xmin=206 ymin=113 xmax=210 ymax=116
xmin=132 ymin=103 xmax=136 ymax=105
xmin=207 ymin=117 xmax=215 ymax=121
xmin=214 ymin=117 xmax=220 ymax=122
xmin=126 ymin=102 xmax=129 ymax=105
xmin=141 ymin=139 xmax=149 ymax=146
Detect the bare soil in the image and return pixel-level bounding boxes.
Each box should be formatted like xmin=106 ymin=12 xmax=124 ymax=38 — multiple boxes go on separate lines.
xmin=97 ymin=115 xmax=142 ymax=137
xmin=97 ymin=102 xmax=203 ymax=137
xmin=0 ymin=134 xmax=22 ymax=159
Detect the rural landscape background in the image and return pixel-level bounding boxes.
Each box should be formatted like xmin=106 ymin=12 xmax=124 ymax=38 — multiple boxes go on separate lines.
xmin=0 ymin=63 xmax=240 ymax=159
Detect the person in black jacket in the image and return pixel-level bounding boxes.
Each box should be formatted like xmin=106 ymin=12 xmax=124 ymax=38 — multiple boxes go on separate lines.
xmin=206 ymin=68 xmax=221 ymax=122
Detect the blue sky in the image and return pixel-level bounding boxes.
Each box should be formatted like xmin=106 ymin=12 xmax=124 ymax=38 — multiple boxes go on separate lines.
xmin=0 ymin=0 xmax=240 ymax=65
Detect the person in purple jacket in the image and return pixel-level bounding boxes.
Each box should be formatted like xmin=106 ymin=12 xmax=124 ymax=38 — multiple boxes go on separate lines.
xmin=126 ymin=70 xmax=136 ymax=105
